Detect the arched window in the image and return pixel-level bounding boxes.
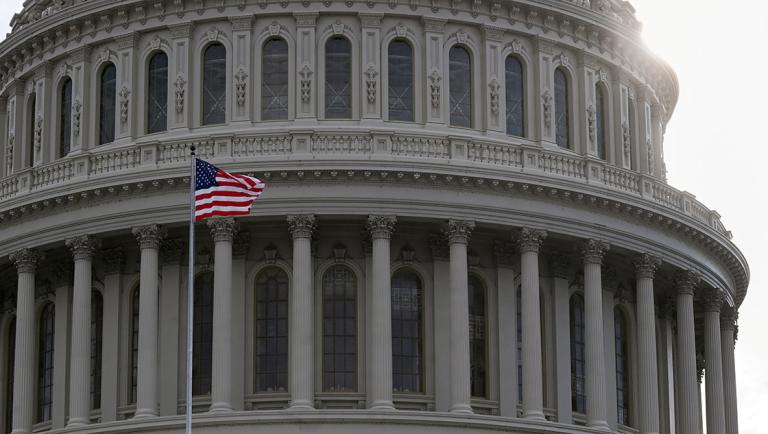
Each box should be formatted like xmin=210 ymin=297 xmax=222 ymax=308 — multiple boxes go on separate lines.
xmin=147 ymin=52 xmax=168 ymax=134
xmin=388 ymin=39 xmax=414 ymax=122
xmin=254 ymin=267 xmax=289 ymax=392
xmin=595 ymin=84 xmax=607 ymax=159
xmin=391 ymin=269 xmax=423 ymax=393
xmin=554 ymin=68 xmax=570 ymax=149
xmin=468 ymin=275 xmax=487 ymax=398
xmin=202 ymin=43 xmax=227 ymax=125
xmin=37 ymin=303 xmax=55 ymax=423
xmin=4 ymin=318 xmax=15 ymax=434
xmin=325 ymin=37 xmax=352 ymax=119
xmin=262 ymin=38 xmax=289 ymax=121
xmin=516 ymin=285 xmax=522 ymax=401
xmin=27 ymin=93 xmax=36 ymax=166
xmin=130 ymin=287 xmax=139 ymax=404
xmin=505 ymin=56 xmax=524 ymax=136
xmin=322 ymin=265 xmax=357 ymax=392
xmin=569 ymin=294 xmax=586 ymax=414
xmin=91 ymin=291 xmax=103 ymax=410
xmin=615 ymin=307 xmax=630 ymax=425
xmin=99 ymin=63 xmax=116 ymax=145
xmin=449 ymin=46 xmax=472 ymax=128
xmin=193 ymin=272 xmax=214 ymax=396
xmin=59 ymin=78 xmax=72 ymax=157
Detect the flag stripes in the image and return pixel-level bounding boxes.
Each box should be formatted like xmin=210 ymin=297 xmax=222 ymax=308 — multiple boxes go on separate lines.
xmin=194 ymin=159 xmax=265 ymax=221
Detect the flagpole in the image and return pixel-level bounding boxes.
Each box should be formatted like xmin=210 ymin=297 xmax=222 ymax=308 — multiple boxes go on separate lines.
xmin=186 ymin=146 xmax=197 ymax=434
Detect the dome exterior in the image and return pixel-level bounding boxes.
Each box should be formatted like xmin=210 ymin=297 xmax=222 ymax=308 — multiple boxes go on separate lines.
xmin=0 ymin=1 xmax=746 ymax=434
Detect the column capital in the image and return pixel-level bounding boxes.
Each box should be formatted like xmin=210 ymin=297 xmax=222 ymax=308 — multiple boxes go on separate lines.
xmin=674 ymin=269 xmax=701 ymax=296
xmin=65 ymin=235 xmax=101 ymax=261
xmin=700 ymin=288 xmax=723 ymax=313
xmin=132 ymin=224 xmax=165 ymax=250
xmin=9 ymin=248 xmax=41 ymax=273
xmin=287 ymin=214 xmax=316 ymax=239
xmin=518 ymin=227 xmax=547 ymax=253
xmin=160 ymin=239 xmax=185 ymax=265
xmin=101 ymin=247 xmax=125 ymax=274
xmin=720 ymin=306 xmax=738 ymax=331
xmin=445 ymin=219 xmax=475 ymax=245
xmin=634 ymin=253 xmax=661 ymax=279
xmin=580 ymin=239 xmax=610 ymax=265
xmin=493 ymin=240 xmax=516 ymax=267
xmin=367 ymin=215 xmax=397 ymax=240
xmin=207 ymin=217 xmax=238 ymax=243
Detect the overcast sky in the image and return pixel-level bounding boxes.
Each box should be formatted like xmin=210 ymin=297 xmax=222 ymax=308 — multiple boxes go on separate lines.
xmin=0 ymin=0 xmax=765 ymax=432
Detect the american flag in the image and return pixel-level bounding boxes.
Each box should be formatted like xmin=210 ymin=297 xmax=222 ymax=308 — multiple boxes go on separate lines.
xmin=194 ymin=159 xmax=265 ymax=221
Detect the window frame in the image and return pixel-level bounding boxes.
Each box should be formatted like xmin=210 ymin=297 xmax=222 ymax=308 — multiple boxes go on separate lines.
xmin=448 ymin=44 xmax=473 ymax=129
xmin=391 ymin=268 xmax=426 ymax=395
xmin=504 ymin=55 xmax=526 ymax=138
xmin=554 ymin=67 xmax=571 ymax=150
xmin=37 ymin=303 xmax=55 ymax=423
xmin=192 ymin=271 xmax=214 ymax=397
xmin=319 ymin=264 xmax=359 ymax=393
xmin=322 ymin=35 xmax=354 ymax=120
xmin=260 ymin=37 xmax=291 ymax=122
xmin=91 ymin=290 xmax=104 ymax=410
xmin=200 ymin=42 xmax=228 ymax=127
xmin=386 ymin=38 xmax=415 ymax=123
xmin=253 ymin=266 xmax=290 ymax=394
xmin=569 ymin=293 xmax=586 ymax=414
xmin=595 ymin=82 xmax=609 ymax=160
xmin=98 ymin=62 xmax=117 ymax=146
xmin=146 ymin=50 xmax=169 ymax=135
xmin=58 ymin=77 xmax=73 ymax=158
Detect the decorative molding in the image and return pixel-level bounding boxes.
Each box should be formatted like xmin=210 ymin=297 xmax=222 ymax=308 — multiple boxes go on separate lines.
xmin=299 ymin=64 xmax=313 ymax=103
xmin=581 ymin=239 xmax=610 ymax=265
xmin=235 ymin=66 xmax=249 ymax=107
xmin=399 ymin=244 xmax=416 ymax=264
xmin=445 ymin=219 xmax=475 ymax=245
xmin=101 ymin=247 xmax=124 ymax=274
xmin=367 ymin=215 xmax=396 ymax=240
xmin=428 ymin=233 xmax=449 ymax=261
xmin=34 ymin=115 xmax=43 ymax=154
xmin=207 ymin=217 xmax=239 ymax=243
xmin=160 ymin=239 xmax=185 ymax=264
xmin=700 ymin=288 xmax=723 ymax=313
xmin=65 ymin=235 xmax=100 ymax=261
xmin=9 ymin=248 xmax=41 ymax=274
xmin=73 ymin=99 xmax=82 ymax=137
xmin=488 ymin=78 xmax=501 ymax=115
xmin=262 ymin=243 xmax=279 ymax=263
xmin=287 ymin=214 xmax=316 ymax=239
xmin=518 ymin=227 xmax=547 ymax=253
xmin=493 ymin=240 xmax=515 ymax=267
xmin=174 ymin=74 xmax=186 ymax=114
xmin=542 ymin=90 xmax=553 ymax=129
xmin=674 ymin=269 xmax=701 ymax=296
xmin=429 ymin=69 xmax=441 ymax=109
xmin=233 ymin=231 xmax=251 ymax=258
xmin=364 ymin=64 xmax=378 ymax=104
xmin=119 ymin=85 xmax=131 ymax=124
xmin=634 ymin=253 xmax=661 ymax=279
xmin=132 ymin=224 xmax=165 ymax=250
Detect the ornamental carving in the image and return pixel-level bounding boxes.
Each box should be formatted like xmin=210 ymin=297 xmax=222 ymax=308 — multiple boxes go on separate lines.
xmin=400 ymin=245 xmax=416 ymax=264
xmin=700 ymin=288 xmax=723 ymax=313
xmin=34 ymin=115 xmax=43 ymax=154
xmin=429 ymin=69 xmax=442 ymax=109
xmin=621 ymin=120 xmax=631 ymax=162
xmin=507 ymin=39 xmax=523 ymax=54
xmin=73 ymin=99 xmax=82 ymax=137
xmin=160 ymin=239 xmax=185 ymax=264
xmin=147 ymin=35 xmax=167 ymax=51
xmin=445 ymin=219 xmax=475 ymax=245
xmin=287 ymin=214 xmax=316 ymax=239
xmin=268 ymin=22 xmax=281 ymax=36
xmin=367 ymin=215 xmax=396 ymax=240
xmin=233 ymin=231 xmax=251 ymax=257
xmin=428 ymin=233 xmax=449 ymax=260
xmin=493 ymin=240 xmax=515 ymax=267
xmin=331 ymin=20 xmax=345 ymax=35
xmin=542 ymin=90 xmax=553 ymax=129
xmin=454 ymin=29 xmax=468 ymax=44
xmin=675 ymin=269 xmax=700 ymax=296
xmin=581 ymin=239 xmax=610 ymax=264
xmin=119 ymin=85 xmax=131 ymax=124
xmin=66 ymin=235 xmax=101 ymax=261
xmin=174 ymin=74 xmax=187 ymax=114
xmin=720 ymin=307 xmax=738 ymax=331
xmin=97 ymin=48 xmax=113 ymax=64
xmin=518 ymin=227 xmax=547 ymax=253
xmin=488 ymin=78 xmax=501 ymax=115
xmin=207 ymin=27 xmax=221 ymax=42
xmin=10 ymin=248 xmax=41 ymax=273
xmin=207 ymin=217 xmax=239 ymax=243
xmin=132 ymin=224 xmax=165 ymax=250
xmin=299 ymin=64 xmax=313 ymax=103
xmin=395 ymin=22 xmax=407 ymax=37
xmin=634 ymin=253 xmax=661 ymax=279
xmin=101 ymin=247 xmax=124 ymax=274
xmin=364 ymin=64 xmax=378 ymax=104
xmin=6 ymin=133 xmax=13 ymax=174
xmin=586 ymin=104 xmax=596 ymax=144
xmin=647 ymin=140 xmax=654 ymax=176
xmin=235 ymin=67 xmax=248 ymax=107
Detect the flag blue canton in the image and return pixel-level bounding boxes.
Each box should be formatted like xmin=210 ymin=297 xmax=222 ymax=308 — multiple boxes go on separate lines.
xmin=195 ymin=159 xmax=219 ymax=190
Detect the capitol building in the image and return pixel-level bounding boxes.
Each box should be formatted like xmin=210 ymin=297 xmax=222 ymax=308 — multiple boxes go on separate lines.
xmin=0 ymin=0 xmax=748 ymax=433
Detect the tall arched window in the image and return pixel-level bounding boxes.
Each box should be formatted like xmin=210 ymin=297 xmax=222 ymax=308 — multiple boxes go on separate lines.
xmin=391 ymin=270 xmax=423 ymax=393
xmin=147 ymin=52 xmax=168 ymax=134
xmin=4 ymin=318 xmax=15 ymax=434
xmin=130 ymin=287 xmax=139 ymax=404
xmin=99 ymin=63 xmax=116 ymax=145
xmin=569 ymin=294 xmax=586 ymax=414
xmin=262 ymin=38 xmax=289 ymax=121
xmin=59 ymin=78 xmax=72 ymax=157
xmin=254 ymin=267 xmax=289 ymax=392
xmin=554 ymin=68 xmax=570 ymax=149
xmin=193 ymin=272 xmax=214 ymax=396
xmin=469 ymin=275 xmax=487 ymax=398
xmin=37 ymin=303 xmax=55 ymax=423
xmin=325 ymin=37 xmax=352 ymax=119
xmin=91 ymin=291 xmax=103 ymax=410
xmin=388 ymin=39 xmax=414 ymax=122
xmin=595 ymin=84 xmax=607 ymax=159
xmin=505 ymin=56 xmax=524 ymax=136
xmin=27 ymin=93 xmax=36 ymax=166
xmin=202 ymin=43 xmax=227 ymax=125
xmin=322 ymin=265 xmax=357 ymax=392
xmin=615 ymin=307 xmax=630 ymax=426
xmin=449 ymin=46 xmax=472 ymax=128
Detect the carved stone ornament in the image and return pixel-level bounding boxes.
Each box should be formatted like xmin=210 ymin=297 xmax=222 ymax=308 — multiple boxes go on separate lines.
xmin=148 ymin=35 xmax=166 ymax=51
xmin=400 ymin=245 xmax=416 ymax=264
xmin=6 ymin=133 xmax=13 ymax=174
xmin=518 ymin=227 xmax=547 ymax=253
xmin=101 ymin=247 xmax=125 ymax=274
xmin=428 ymin=233 xmax=449 ymax=261
xmin=119 ymin=85 xmax=131 ymax=124
xmin=581 ymin=239 xmax=610 ymax=265
xmin=34 ymin=115 xmax=43 ymax=153
xmin=235 ymin=66 xmax=248 ymax=107
xmin=10 ymin=248 xmax=41 ymax=274
xmin=299 ymin=64 xmax=313 ymax=103
xmin=586 ymin=104 xmax=596 ymax=144
xmin=508 ymin=39 xmax=523 ymax=54
xmin=429 ymin=69 xmax=442 ymax=109
xmin=97 ymin=48 xmax=113 ymax=64
xmin=557 ymin=53 xmax=570 ymax=68
xmin=207 ymin=217 xmax=239 ymax=243
xmin=207 ymin=27 xmax=221 ymax=42
xmin=647 ymin=140 xmax=654 ymax=176
xmin=160 ymin=239 xmax=185 ymax=264
xmin=263 ymin=243 xmax=279 ymax=264
xmin=73 ymin=99 xmax=82 ymax=137
xmin=174 ymin=74 xmax=187 ymax=114
xmin=332 ymin=243 xmax=347 ymax=261
xmin=720 ymin=307 xmax=738 ymax=331
xmin=367 ymin=215 xmax=396 ymax=240
xmin=287 ymin=214 xmax=316 ymax=239
xmin=65 ymin=235 xmax=101 ymax=261
xmin=700 ymin=288 xmax=723 ymax=313
xmin=488 ymin=78 xmax=501 ymax=116
xmin=132 ymin=224 xmax=165 ymax=250
xmin=233 ymin=231 xmax=251 ymax=258
xmin=493 ymin=240 xmax=515 ymax=267
xmin=445 ymin=219 xmax=475 ymax=245
xmin=621 ymin=120 xmax=631 ymax=162
xmin=542 ymin=89 xmax=553 ymax=129
xmin=395 ymin=22 xmax=407 ymax=37
xmin=365 ymin=64 xmax=378 ymax=104
xmin=268 ymin=21 xmax=281 ymax=36
xmin=332 ymin=20 xmax=344 ymax=35
xmin=634 ymin=253 xmax=661 ymax=279
xmin=454 ymin=29 xmax=468 ymax=44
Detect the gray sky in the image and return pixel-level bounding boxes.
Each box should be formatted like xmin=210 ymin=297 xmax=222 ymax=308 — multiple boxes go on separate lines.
xmin=0 ymin=0 xmax=765 ymax=432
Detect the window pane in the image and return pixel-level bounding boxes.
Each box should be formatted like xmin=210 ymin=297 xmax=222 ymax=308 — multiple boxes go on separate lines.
xmin=322 ymin=265 xmax=357 ymax=392
xmin=202 ymin=44 xmax=227 ymax=125
xmin=388 ymin=40 xmax=413 ymax=122
xmin=91 ymin=291 xmax=103 ymax=410
xmin=469 ymin=276 xmax=487 ymax=398
xmin=449 ymin=46 xmax=472 ymax=128
xmin=555 ymin=68 xmax=569 ymax=148
xmin=254 ymin=267 xmax=289 ymax=392
xmin=570 ymin=294 xmax=586 ymax=414
xmin=147 ymin=52 xmax=168 ymax=134
xmin=325 ymin=37 xmax=352 ymax=119
xmin=615 ymin=308 xmax=630 ymax=425
xmin=595 ymin=85 xmax=606 ymax=159
xmin=37 ymin=304 xmax=55 ymax=423
xmin=392 ymin=270 xmax=423 ymax=393
xmin=193 ymin=272 xmax=214 ymax=396
xmin=505 ymin=57 xmax=524 ymax=136
xmin=262 ymin=39 xmax=289 ymax=121
xmin=60 ymin=79 xmax=72 ymax=157
xmin=99 ymin=64 xmax=116 ymax=145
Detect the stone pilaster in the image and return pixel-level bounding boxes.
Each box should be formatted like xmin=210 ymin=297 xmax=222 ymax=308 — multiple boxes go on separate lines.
xmin=634 ymin=253 xmax=661 ymax=434
xmin=674 ymin=270 xmax=700 ymax=434
xmin=494 ymin=240 xmax=518 ymax=417
xmin=519 ymin=228 xmax=547 ymax=420
xmin=702 ymin=289 xmax=726 ymax=434
xmin=720 ymin=307 xmax=738 ymax=434
xmin=100 ymin=247 xmax=123 ymax=423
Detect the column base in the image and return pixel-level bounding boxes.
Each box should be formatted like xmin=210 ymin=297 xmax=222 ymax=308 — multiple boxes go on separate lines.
xmin=450 ymin=404 xmax=474 ymax=414
xmin=369 ymin=400 xmax=395 ymax=411
xmin=132 ymin=408 xmax=158 ymax=419
xmin=586 ymin=420 xmax=611 ymax=431
xmin=66 ymin=417 xmax=89 ymax=428
xmin=523 ymin=410 xmax=546 ymax=421
xmin=288 ymin=400 xmax=315 ymax=410
xmin=209 ymin=402 xmax=234 ymax=413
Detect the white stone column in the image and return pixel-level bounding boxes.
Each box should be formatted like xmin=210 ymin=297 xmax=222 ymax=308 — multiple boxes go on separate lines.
xmin=9 ymin=248 xmax=40 ymax=434
xmin=65 ymin=235 xmax=100 ymax=427
xmin=494 ymin=241 xmax=518 ymax=417
xmin=367 ymin=215 xmax=396 ymax=410
xmin=518 ymin=228 xmax=547 ymax=420
xmin=703 ymin=290 xmax=726 ymax=434
xmin=446 ymin=220 xmax=475 ymax=414
xmin=675 ymin=270 xmax=700 ymax=434
xmin=635 ymin=253 xmax=661 ymax=434
xmin=720 ymin=307 xmax=738 ymax=434
xmin=231 ymin=232 xmax=249 ymax=411
xmin=581 ymin=239 xmax=610 ymax=430
xmin=131 ymin=225 xmax=164 ymax=419
xmin=287 ymin=215 xmax=316 ymax=409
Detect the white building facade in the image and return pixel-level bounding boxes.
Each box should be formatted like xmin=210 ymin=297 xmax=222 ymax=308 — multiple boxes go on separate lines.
xmin=0 ymin=0 xmax=747 ymax=434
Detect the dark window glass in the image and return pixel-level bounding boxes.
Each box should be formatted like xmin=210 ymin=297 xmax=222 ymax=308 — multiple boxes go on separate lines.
xmin=262 ymin=39 xmax=289 ymax=121
xmin=147 ymin=52 xmax=168 ymax=134
xmin=202 ymin=44 xmax=227 ymax=125
xmin=595 ymin=85 xmax=607 ymax=159
xmin=627 ymin=100 xmax=635 ymax=169
xmin=570 ymin=294 xmax=586 ymax=414
xmin=99 ymin=63 xmax=116 ymax=145
xmin=555 ymin=68 xmax=570 ymax=149
xmin=469 ymin=276 xmax=487 ymax=398
xmin=5 ymin=318 xmax=15 ymax=434
xmin=322 ymin=265 xmax=357 ymax=392
xmin=59 ymin=79 xmax=72 ymax=157
xmin=388 ymin=40 xmax=414 ymax=122
xmin=37 ymin=303 xmax=55 ymax=423
xmin=130 ymin=287 xmax=139 ymax=404
xmin=449 ymin=46 xmax=472 ymax=128
xmin=505 ymin=56 xmax=524 ymax=136
xmin=91 ymin=291 xmax=103 ymax=410
xmin=391 ymin=270 xmax=423 ymax=393
xmin=325 ymin=37 xmax=352 ymax=119
xmin=193 ymin=272 xmax=214 ymax=396
xmin=27 ymin=94 xmax=36 ymax=166
xmin=516 ymin=285 xmax=522 ymax=402
xmin=615 ymin=308 xmax=630 ymax=426
xmin=254 ymin=267 xmax=289 ymax=392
